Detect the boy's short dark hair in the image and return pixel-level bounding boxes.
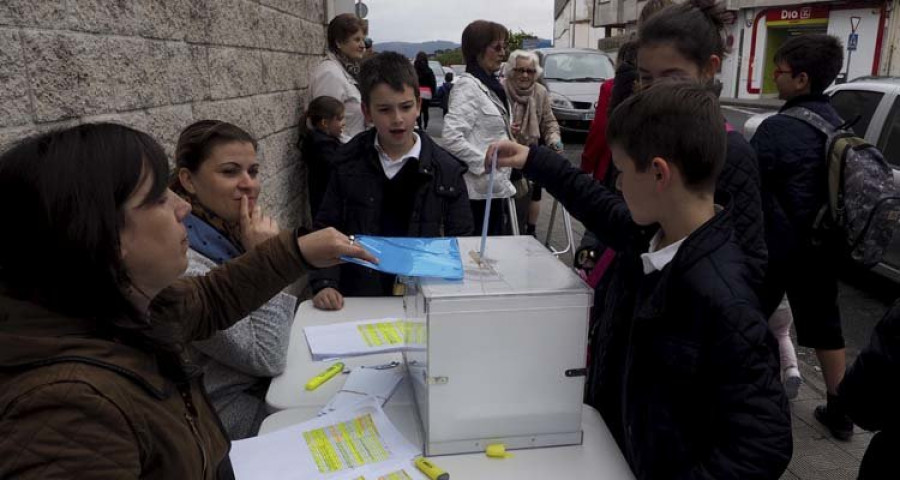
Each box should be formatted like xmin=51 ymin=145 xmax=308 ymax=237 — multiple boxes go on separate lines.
xmin=607 ymin=82 xmax=725 ymax=191
xmin=358 ymin=51 xmax=420 ymax=107
xmin=461 ymin=20 xmax=508 ymax=65
xmin=444 ymin=72 xmax=454 ymax=82
xmin=307 ymin=96 xmax=345 ymax=126
xmin=774 ymin=34 xmax=844 ymax=94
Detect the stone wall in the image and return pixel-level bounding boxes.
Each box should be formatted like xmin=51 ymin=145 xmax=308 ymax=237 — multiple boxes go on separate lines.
xmin=0 ymin=0 xmax=328 ymax=227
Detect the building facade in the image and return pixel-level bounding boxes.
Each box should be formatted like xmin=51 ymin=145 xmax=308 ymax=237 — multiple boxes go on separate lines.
xmin=591 ymin=0 xmax=898 ymax=99
xmin=555 ymin=0 xmax=607 ymax=48
xmin=0 ymin=0 xmax=342 ymax=229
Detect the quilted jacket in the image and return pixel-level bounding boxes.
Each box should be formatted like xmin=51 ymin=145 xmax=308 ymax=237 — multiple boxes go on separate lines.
xmin=839 ymin=300 xmax=900 ymax=480
xmin=0 ymin=231 xmax=310 ymax=479
xmin=523 ymin=146 xmax=792 ymax=479
xmin=751 ymin=94 xmax=843 ymax=267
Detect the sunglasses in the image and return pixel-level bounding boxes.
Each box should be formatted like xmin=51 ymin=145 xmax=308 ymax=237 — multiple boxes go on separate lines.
xmin=513 ymin=68 xmax=537 ymax=75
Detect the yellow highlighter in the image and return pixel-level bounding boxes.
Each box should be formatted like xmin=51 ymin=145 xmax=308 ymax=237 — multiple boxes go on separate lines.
xmin=305 ymin=362 xmax=344 ymax=391
xmin=414 ymin=457 xmax=449 ymax=480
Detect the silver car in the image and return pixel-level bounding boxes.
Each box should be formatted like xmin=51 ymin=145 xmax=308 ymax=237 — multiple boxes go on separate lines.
xmin=744 ymin=77 xmax=900 ymax=281
xmin=534 ymin=48 xmax=615 ymax=134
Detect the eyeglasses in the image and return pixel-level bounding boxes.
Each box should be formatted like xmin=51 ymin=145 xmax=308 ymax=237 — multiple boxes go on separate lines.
xmin=513 ymin=68 xmax=537 ymax=75
xmin=773 ymin=68 xmax=793 ymax=79
xmin=489 ymin=43 xmax=507 ymax=53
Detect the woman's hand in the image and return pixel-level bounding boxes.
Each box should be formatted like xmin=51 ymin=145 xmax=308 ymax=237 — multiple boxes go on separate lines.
xmin=296 ymin=227 xmax=378 ymax=268
xmin=313 ymin=287 xmax=344 ymax=310
xmin=485 ymin=140 xmax=530 ymax=172
xmin=239 ymin=195 xmax=280 ymax=250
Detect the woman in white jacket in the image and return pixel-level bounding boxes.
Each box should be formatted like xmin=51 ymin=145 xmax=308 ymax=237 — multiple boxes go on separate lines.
xmin=310 ymin=13 xmax=368 ymax=142
xmin=442 ymin=20 xmax=514 ymax=235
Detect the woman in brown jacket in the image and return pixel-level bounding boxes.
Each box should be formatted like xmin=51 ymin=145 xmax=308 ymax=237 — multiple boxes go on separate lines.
xmin=0 ymin=123 xmax=374 ymax=479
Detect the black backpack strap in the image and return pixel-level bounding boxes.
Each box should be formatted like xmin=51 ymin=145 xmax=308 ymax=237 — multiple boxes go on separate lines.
xmin=781 ymin=107 xmax=836 ymax=136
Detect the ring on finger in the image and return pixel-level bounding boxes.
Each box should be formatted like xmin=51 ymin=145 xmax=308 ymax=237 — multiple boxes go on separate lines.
xmin=348 ymin=234 xmax=356 ymax=246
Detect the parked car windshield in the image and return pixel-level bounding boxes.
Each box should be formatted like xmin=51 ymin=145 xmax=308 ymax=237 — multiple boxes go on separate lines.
xmin=543 ymin=53 xmax=614 ymax=82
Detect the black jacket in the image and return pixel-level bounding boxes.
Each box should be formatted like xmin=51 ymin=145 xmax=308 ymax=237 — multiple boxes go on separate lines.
xmin=310 ymin=129 xmax=474 ymax=296
xmin=523 ymin=146 xmax=792 ymax=480
xmin=839 ymin=300 xmax=900 ymax=480
xmin=301 ymin=128 xmax=342 ymax=217
xmin=751 ymin=94 xmax=843 ymax=267
xmin=719 ymin=131 xmax=767 ymax=294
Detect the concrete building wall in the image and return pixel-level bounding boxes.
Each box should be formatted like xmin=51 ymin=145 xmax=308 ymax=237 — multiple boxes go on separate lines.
xmin=0 ymin=0 xmax=328 ymax=228
xmin=556 ymin=0 xmax=606 ymax=48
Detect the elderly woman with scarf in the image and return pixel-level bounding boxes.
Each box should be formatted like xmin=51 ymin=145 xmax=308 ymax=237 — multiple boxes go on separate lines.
xmin=172 ymin=120 xmax=294 ymax=440
xmin=310 ymin=13 xmax=368 ymax=142
xmin=442 ymin=20 xmax=515 ymax=235
xmin=503 ymin=49 xmax=562 ymax=235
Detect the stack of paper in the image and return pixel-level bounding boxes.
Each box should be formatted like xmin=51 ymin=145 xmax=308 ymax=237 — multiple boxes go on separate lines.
xmin=304 ymin=319 xmax=426 ymax=361
xmin=230 ymin=397 xmax=421 ymax=480
xmin=320 ymin=366 xmax=405 ymax=416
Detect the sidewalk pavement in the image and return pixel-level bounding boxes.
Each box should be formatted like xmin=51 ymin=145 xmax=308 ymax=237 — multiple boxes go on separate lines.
xmin=782 ymin=361 xmax=871 ymax=480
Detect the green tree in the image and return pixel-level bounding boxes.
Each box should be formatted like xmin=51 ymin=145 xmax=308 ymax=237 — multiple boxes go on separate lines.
xmin=435 ymin=48 xmax=463 ymax=66
xmin=508 ymin=30 xmax=537 ymax=52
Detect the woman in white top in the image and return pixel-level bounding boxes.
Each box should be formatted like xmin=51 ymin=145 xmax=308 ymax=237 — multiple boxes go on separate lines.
xmin=442 ymin=20 xmax=514 ymax=235
xmin=310 ymin=13 xmax=368 ymax=142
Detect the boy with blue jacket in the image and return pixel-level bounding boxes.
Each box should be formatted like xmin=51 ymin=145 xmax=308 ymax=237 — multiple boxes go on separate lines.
xmin=488 ymin=82 xmax=791 ymax=479
xmin=751 ymin=34 xmax=852 ymax=440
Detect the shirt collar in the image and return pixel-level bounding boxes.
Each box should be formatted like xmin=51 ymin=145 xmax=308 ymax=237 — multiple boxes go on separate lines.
xmin=374 ymin=132 xmax=421 ymax=179
xmin=640 ymin=230 xmax=686 ymax=275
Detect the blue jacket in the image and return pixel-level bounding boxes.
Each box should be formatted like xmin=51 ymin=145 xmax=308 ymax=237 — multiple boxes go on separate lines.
xmin=751 ymin=94 xmax=844 ymax=266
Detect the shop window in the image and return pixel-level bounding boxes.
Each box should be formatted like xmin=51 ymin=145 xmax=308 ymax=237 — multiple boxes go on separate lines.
xmin=830 ymin=90 xmax=883 ymax=138
xmin=880 ymin=97 xmax=900 ymax=168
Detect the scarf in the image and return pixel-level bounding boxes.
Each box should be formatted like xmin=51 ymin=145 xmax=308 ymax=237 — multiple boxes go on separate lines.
xmin=467 ymin=61 xmax=508 ymax=114
xmin=505 ymin=81 xmax=541 ymax=147
xmin=175 ymin=190 xmax=245 ymax=264
xmin=328 ymin=49 xmax=360 ymax=83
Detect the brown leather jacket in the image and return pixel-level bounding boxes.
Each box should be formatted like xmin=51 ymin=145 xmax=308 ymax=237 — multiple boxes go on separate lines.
xmin=0 ymin=231 xmax=309 ymax=479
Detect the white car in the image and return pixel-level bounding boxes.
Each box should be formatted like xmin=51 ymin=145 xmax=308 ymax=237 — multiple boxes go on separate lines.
xmin=744 ymin=77 xmax=900 ymax=281
xmin=533 ymin=48 xmax=615 ymax=134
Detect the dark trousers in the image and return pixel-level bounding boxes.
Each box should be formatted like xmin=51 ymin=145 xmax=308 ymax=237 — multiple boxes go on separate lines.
xmin=471 ymin=199 xmax=508 ymax=235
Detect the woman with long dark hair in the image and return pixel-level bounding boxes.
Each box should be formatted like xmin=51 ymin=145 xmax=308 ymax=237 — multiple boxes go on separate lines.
xmin=413 ymin=51 xmax=437 ymax=131
xmin=0 ymin=123 xmax=373 ymax=478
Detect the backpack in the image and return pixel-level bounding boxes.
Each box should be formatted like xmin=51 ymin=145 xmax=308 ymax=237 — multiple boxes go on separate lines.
xmin=782 ymin=107 xmax=900 ymax=267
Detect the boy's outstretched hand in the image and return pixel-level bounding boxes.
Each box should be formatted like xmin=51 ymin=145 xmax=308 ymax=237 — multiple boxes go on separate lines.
xmin=485 ymin=140 xmax=530 ymax=172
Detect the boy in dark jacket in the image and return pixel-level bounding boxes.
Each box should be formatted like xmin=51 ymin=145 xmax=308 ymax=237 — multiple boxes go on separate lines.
xmin=750 ymin=34 xmax=852 ymax=439
xmin=487 ymin=82 xmax=791 ymax=479
xmin=311 ymin=52 xmax=474 ymax=310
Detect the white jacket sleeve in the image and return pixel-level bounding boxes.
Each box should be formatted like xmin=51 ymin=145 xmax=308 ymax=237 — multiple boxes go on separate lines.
xmin=442 ymin=81 xmax=488 ymax=176
xmin=310 ymin=61 xmax=348 ymax=102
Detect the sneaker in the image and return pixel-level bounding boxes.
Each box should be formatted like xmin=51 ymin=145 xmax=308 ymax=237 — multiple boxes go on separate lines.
xmin=814 ymin=404 xmax=853 ymax=441
xmin=784 ymin=374 xmax=802 ymax=400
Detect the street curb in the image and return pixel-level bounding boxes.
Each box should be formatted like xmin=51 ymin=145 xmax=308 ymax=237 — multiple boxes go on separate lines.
xmin=720 ymin=97 xmax=785 ymax=110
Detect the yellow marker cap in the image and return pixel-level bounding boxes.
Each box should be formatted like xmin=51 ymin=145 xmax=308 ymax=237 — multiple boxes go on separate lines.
xmin=414 ymin=457 xmax=449 ymax=480
xmin=485 ymin=444 xmax=513 ymax=459
xmin=304 ymin=362 xmax=344 ymax=391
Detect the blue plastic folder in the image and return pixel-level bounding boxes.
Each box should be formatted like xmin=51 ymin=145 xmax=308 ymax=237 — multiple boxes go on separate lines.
xmin=340 ymin=236 xmax=464 ymax=280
